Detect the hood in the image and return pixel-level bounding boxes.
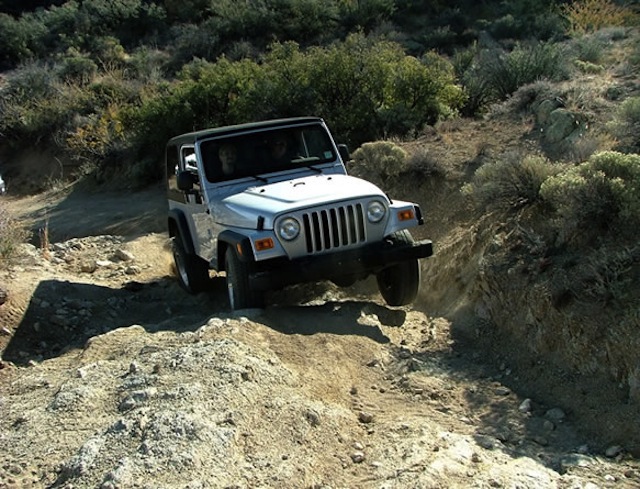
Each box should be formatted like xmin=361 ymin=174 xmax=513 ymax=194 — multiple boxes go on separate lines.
xmin=213 ymin=174 xmax=385 ymax=229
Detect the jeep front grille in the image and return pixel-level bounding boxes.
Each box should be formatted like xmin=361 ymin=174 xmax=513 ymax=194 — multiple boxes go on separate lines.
xmin=302 ymin=204 xmax=366 ymax=253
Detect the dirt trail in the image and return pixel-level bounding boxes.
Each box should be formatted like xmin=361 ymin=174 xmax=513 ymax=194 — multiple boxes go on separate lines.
xmin=1 ymin=186 xmax=639 ymax=488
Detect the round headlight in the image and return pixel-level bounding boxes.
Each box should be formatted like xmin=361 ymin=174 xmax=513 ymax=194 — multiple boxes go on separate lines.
xmin=278 ymin=217 xmax=301 ymax=241
xmin=367 ymin=200 xmax=386 ymax=223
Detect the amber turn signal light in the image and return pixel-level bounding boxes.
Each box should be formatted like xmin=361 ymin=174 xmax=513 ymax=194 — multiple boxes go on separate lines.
xmin=398 ymin=209 xmax=415 ymax=221
xmin=255 ymin=238 xmax=275 ymax=251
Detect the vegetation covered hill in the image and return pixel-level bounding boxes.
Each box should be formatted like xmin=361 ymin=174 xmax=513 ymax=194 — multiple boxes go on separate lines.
xmin=0 ymin=0 xmax=635 ymax=189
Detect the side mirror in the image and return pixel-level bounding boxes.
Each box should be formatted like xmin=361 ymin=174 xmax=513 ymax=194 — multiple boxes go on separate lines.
xmin=177 ymin=171 xmax=195 ymax=191
xmin=338 ymin=144 xmax=351 ymax=164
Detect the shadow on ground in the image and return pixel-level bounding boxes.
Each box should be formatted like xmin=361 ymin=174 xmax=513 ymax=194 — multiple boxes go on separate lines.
xmin=20 ymin=183 xmax=166 ymax=242
xmin=4 ymin=279 xmax=406 ymax=365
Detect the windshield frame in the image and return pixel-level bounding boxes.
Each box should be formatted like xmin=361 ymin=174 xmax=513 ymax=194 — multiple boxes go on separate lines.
xmin=198 ymin=123 xmax=337 ymax=184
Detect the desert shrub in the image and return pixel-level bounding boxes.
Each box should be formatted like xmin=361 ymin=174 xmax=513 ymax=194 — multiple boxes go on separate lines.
xmin=574 ymin=59 xmax=605 ymax=74
xmin=480 ymin=42 xmax=568 ymax=100
xmin=572 ymin=34 xmax=606 ymax=63
xmin=201 ymin=0 xmax=341 ymax=55
xmin=351 ymin=141 xmax=408 ymax=182
xmin=338 ymin=0 xmax=395 ymax=33
xmin=629 ymin=37 xmax=640 ymax=70
xmin=607 ymin=97 xmax=640 ymax=150
xmin=131 ymin=35 xmax=465 ymax=161
xmin=65 ymin=104 xmax=125 ymax=164
xmin=540 ymin=151 xmax=640 ymax=240
xmin=504 ymin=80 xmax=560 ymax=114
xmin=463 ymin=153 xmax=561 ymax=211
xmin=170 ymin=21 xmax=222 ymax=65
xmin=377 ymin=51 xmax=466 ymax=137
xmin=575 ymin=246 xmax=639 ymax=305
xmin=0 ymin=62 xmax=95 ymax=148
xmin=561 ymin=0 xmax=636 ymax=34
xmin=456 ymin=42 xmax=567 ymax=115
xmin=405 ymin=145 xmax=451 ymax=179
xmin=126 ymin=46 xmax=170 ymax=82
xmin=57 ymin=51 xmax=99 ymax=85
xmin=491 ymin=0 xmax=566 ymax=41
xmin=0 ymin=13 xmax=45 ymax=68
xmin=0 ymin=202 xmax=31 ymax=261
xmin=453 ymin=43 xmax=494 ymax=116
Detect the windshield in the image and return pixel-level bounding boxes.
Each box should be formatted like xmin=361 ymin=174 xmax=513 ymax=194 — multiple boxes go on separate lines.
xmin=199 ymin=124 xmax=336 ymax=183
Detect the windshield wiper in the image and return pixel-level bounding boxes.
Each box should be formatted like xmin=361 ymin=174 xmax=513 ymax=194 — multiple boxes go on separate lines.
xmin=250 ymin=174 xmax=269 ymax=183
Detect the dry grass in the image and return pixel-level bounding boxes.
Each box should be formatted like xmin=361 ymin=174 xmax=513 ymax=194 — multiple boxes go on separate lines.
xmin=0 ymin=202 xmax=31 ymax=263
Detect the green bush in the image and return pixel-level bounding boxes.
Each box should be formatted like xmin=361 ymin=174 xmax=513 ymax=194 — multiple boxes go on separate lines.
xmin=129 ymin=35 xmax=465 ymax=164
xmin=455 ymin=42 xmax=567 ymax=115
xmin=480 ymin=42 xmax=568 ymax=100
xmin=57 ymin=51 xmax=99 ymax=85
xmin=607 ymin=97 xmax=640 ymax=150
xmin=561 ymin=0 xmax=636 ymax=34
xmin=405 ymin=145 xmax=452 ymax=179
xmin=0 ymin=13 xmax=45 ymax=68
xmin=576 ymin=246 xmax=639 ymax=305
xmin=0 ymin=62 xmax=94 ymax=147
xmin=454 ymin=44 xmax=494 ymax=116
xmin=463 ymin=153 xmax=561 ymax=211
xmin=351 ymin=141 xmax=408 ymax=182
xmin=540 ymin=151 xmax=640 ymax=240
xmin=572 ymin=34 xmax=606 ymax=63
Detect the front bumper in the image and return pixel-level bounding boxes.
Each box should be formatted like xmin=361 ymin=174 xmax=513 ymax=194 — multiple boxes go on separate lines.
xmin=249 ymin=238 xmax=433 ymax=291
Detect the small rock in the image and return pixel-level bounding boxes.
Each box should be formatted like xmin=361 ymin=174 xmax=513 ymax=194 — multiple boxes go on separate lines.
xmin=542 ymin=419 xmax=555 ymax=432
xmin=115 ymin=249 xmax=135 ymax=261
xmin=531 ymin=435 xmax=548 ymax=446
xmin=476 ymin=435 xmax=496 ymax=450
xmin=605 ymin=445 xmax=623 ymax=458
xmin=305 ymin=409 xmax=320 ymax=427
xmin=545 ymin=408 xmax=566 ymax=422
xmin=577 ymin=444 xmax=590 ymax=454
xmin=358 ymin=411 xmax=374 ymax=424
xmin=495 ymin=387 xmax=510 ymax=396
xmin=125 ymin=265 xmax=141 ymax=275
xmin=80 ymin=261 xmax=97 ymax=273
xmin=561 ymin=454 xmax=593 ymax=468
xmin=398 ymin=348 xmax=412 ymax=359
xmin=351 ymin=451 xmax=365 ymax=463
xmin=518 ymin=398 xmax=532 ymax=413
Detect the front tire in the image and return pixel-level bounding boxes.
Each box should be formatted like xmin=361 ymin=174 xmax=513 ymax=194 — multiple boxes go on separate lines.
xmin=172 ymin=234 xmax=210 ymax=294
xmin=225 ymin=247 xmax=264 ymax=310
xmin=376 ymin=230 xmax=421 ymax=306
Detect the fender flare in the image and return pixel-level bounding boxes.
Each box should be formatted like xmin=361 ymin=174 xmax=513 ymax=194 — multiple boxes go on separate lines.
xmin=218 ymin=230 xmax=254 ymax=263
xmin=168 ymin=209 xmax=196 ymax=256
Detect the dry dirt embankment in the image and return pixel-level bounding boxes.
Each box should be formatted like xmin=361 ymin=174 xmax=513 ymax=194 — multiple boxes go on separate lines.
xmin=1 ymin=177 xmax=639 ymax=488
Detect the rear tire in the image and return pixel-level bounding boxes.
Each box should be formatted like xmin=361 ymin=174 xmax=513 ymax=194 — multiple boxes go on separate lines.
xmin=172 ymin=234 xmax=210 ymax=294
xmin=376 ymin=230 xmax=421 ymax=306
xmin=225 ymin=247 xmax=264 ymax=310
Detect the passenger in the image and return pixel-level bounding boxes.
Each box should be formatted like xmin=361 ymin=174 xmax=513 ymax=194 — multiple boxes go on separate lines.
xmin=219 ymin=143 xmax=237 ymax=176
xmin=270 ymin=136 xmax=293 ymax=165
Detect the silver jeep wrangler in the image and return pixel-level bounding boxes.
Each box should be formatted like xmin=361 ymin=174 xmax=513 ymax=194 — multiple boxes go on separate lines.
xmin=165 ymin=117 xmax=433 ymax=309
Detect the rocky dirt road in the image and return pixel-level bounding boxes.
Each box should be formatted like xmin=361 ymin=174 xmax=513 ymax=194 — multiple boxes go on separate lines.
xmin=1 ymin=187 xmax=639 ymax=488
